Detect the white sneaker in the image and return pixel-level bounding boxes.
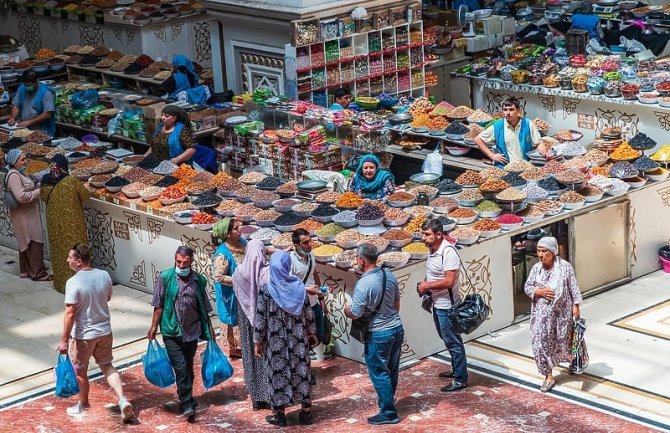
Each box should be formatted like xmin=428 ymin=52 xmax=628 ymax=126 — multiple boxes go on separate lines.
xmin=119 ymin=398 xmax=134 ymax=423
xmin=66 ymin=402 xmax=89 ymax=416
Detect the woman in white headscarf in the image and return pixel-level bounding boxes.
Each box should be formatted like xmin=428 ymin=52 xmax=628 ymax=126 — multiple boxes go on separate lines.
xmin=524 ymin=236 xmax=582 ymax=392
xmin=253 ymin=251 xmax=317 ymax=427
xmin=3 ymin=149 xmax=51 ymax=281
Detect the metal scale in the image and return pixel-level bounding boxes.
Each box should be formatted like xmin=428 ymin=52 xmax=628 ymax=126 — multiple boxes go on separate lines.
xmin=592 ymin=5 xmax=619 ymax=20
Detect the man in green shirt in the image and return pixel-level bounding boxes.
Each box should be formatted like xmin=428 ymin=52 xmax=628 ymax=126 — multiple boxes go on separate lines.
xmin=148 ymin=246 xmax=214 ymax=423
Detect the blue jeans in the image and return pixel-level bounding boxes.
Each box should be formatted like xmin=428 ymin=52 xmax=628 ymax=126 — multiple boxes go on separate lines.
xmin=364 ymin=325 xmax=404 ymax=419
xmin=312 ymin=303 xmax=325 ymax=344
xmin=433 ymin=308 xmax=468 ymax=383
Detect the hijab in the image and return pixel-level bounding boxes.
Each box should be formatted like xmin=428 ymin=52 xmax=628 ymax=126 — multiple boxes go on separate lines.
xmin=538 ymin=236 xmax=558 ymax=255
xmin=41 ymin=154 xmax=69 ymax=186
xmin=231 ymin=239 xmax=268 ymax=326
xmin=267 ymin=251 xmax=306 ymax=316
xmin=351 ymin=154 xmax=395 ymax=196
xmin=212 ymin=217 xmax=231 ymax=244
xmin=4 ymin=149 xmax=21 ymax=167
xmin=171 ymin=54 xmax=199 ymax=90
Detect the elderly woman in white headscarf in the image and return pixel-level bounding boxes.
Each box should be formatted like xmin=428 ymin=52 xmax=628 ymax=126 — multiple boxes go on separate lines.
xmin=3 ymin=149 xmax=51 ymax=281
xmin=524 ymin=236 xmax=582 ymax=392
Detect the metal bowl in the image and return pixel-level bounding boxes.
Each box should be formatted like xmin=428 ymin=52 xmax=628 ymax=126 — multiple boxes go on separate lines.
xmin=389 ymin=113 xmax=413 ymax=124
xmin=409 ymin=172 xmax=441 ymax=185
xmin=296 ymin=179 xmax=327 ymax=192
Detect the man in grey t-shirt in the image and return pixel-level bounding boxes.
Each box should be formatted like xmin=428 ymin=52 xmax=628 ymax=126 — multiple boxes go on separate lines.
xmin=345 ymin=244 xmax=404 ymax=425
xmin=417 ymin=218 xmax=468 ymax=392
xmin=56 ymin=244 xmax=134 ymax=422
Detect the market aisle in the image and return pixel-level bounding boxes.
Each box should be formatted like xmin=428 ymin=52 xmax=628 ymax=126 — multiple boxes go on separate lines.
xmin=0 ymin=245 xmax=154 ymax=406
xmin=470 ymin=270 xmax=670 ymax=431
xmin=0 ymin=351 xmax=659 ymax=433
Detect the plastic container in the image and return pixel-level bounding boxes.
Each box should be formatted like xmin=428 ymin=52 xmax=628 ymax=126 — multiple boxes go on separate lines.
xmin=660 ymin=256 xmax=670 ymax=273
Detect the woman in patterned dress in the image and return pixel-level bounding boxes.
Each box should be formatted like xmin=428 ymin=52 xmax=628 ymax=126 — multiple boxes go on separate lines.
xmin=40 ymin=154 xmax=89 ymax=293
xmin=254 ymin=251 xmax=317 ymax=427
xmin=231 ymin=239 xmax=271 ymax=411
xmin=524 ymin=236 xmax=583 ymax=392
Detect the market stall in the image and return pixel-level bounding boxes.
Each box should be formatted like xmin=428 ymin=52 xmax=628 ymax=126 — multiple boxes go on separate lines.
xmin=1 ymin=7 xmax=212 ymax=68
xmin=1 ymin=138 xmax=669 ymax=364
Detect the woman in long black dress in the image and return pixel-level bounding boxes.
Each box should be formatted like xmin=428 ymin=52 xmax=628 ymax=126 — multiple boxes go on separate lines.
xmin=253 ymin=251 xmax=317 ymax=426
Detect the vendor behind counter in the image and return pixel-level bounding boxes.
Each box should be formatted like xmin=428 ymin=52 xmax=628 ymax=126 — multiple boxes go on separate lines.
xmin=349 ymin=154 xmax=396 ymax=200
xmin=474 ymin=97 xmax=549 ymax=167
xmin=144 ymin=104 xmax=195 ymax=165
xmin=8 ymin=70 xmax=56 ymax=137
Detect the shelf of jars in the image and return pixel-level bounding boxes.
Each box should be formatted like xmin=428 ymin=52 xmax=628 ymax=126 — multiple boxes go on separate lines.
xmin=287 ymin=19 xmax=428 ymax=106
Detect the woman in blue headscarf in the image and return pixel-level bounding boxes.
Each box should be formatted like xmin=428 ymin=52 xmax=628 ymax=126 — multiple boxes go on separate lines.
xmin=349 ymin=154 xmax=396 ymax=200
xmin=161 ymin=54 xmax=210 ymax=104
xmin=253 ymin=251 xmax=316 ymax=426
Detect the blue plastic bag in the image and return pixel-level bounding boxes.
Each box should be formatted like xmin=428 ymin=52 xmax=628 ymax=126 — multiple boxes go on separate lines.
xmin=70 ymin=90 xmax=100 ymax=109
xmin=143 ymin=340 xmax=176 ymax=388
xmin=54 ymin=354 xmax=80 ymax=398
xmin=200 ymin=340 xmax=234 ymax=390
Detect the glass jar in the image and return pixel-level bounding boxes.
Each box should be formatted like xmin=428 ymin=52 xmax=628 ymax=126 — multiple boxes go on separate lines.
xmin=587 ymin=77 xmax=606 ymax=95
xmin=604 ymin=80 xmax=622 ymax=98
xmin=571 ymin=74 xmax=588 ymax=93
xmin=511 ymin=70 xmax=529 ymax=84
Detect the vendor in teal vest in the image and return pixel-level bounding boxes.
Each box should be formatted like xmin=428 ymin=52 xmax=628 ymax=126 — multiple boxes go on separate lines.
xmin=211 ymin=217 xmax=247 ymax=359
xmin=8 ymin=70 xmax=56 ymax=137
xmin=474 ymin=97 xmax=549 ymax=167
xmin=144 ymin=104 xmax=196 ymax=165
xmin=147 ymin=246 xmax=214 ymax=422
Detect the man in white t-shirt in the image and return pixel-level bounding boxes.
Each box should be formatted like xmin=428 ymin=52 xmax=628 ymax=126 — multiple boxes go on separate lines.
xmin=56 ymin=244 xmax=134 ymax=422
xmin=290 ymin=228 xmax=327 ymax=364
xmin=417 ymin=219 xmax=469 ymax=392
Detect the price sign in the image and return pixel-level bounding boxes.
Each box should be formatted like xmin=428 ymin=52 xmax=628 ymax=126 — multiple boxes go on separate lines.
xmin=577 ymin=113 xmax=594 ymax=130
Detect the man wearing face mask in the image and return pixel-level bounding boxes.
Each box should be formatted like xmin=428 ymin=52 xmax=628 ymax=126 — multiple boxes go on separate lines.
xmin=148 ymin=246 xmax=215 ymax=423
xmin=8 ymin=70 xmax=56 ymax=137
xmin=289 ymin=229 xmax=326 ymax=363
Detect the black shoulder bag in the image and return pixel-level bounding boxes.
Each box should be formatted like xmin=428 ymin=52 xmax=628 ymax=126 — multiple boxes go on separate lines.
xmin=420 ymin=245 xmax=490 ymax=335
xmin=349 ymin=269 xmax=387 ymax=343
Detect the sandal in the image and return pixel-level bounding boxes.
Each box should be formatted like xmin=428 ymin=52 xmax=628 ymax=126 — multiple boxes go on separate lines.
xmin=540 ymin=380 xmax=555 ymax=392
xmin=34 ymin=274 xmax=54 ymax=282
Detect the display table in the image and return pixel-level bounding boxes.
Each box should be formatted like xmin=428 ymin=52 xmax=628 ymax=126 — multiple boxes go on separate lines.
xmin=2 ymin=172 xmax=667 ymax=363
xmin=2 ymin=10 xmax=212 ymax=67
xmin=452 ymin=74 xmax=670 ymax=150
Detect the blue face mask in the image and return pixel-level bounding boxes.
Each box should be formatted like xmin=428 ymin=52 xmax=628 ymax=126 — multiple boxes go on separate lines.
xmin=24 ymin=85 xmax=35 ymax=92
xmin=175 ymin=266 xmax=190 ymax=277
xmin=18 ymin=166 xmax=27 ymax=172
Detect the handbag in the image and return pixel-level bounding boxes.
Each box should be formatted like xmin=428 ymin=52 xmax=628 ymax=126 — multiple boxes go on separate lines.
xmin=349 ymin=269 xmax=387 ymax=343
xmin=3 ymin=172 xmax=19 ymax=209
xmin=570 ymin=317 xmax=589 ymax=374
xmin=445 ymin=246 xmax=490 ymax=335
xmin=420 ymin=292 xmax=434 ymax=313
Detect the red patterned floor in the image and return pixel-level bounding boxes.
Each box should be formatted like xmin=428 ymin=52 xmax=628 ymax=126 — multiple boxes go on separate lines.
xmin=0 ymin=346 xmax=657 ymax=433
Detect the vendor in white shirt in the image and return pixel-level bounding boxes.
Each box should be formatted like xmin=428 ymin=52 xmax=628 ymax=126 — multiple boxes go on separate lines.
xmin=474 ymin=97 xmax=549 ymax=167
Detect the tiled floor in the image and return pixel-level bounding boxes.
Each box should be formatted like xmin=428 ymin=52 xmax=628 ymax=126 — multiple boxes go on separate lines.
xmin=473 ymin=270 xmax=670 ymax=430
xmin=0 ymin=244 xmax=669 ymax=432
